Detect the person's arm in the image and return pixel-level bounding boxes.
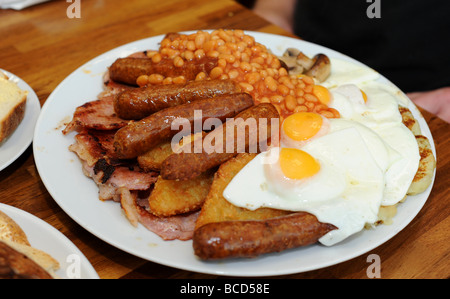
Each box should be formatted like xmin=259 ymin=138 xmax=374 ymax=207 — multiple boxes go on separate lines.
xmin=407 ymin=87 xmax=450 ymax=123
xmin=252 ymin=0 xmax=297 ymax=33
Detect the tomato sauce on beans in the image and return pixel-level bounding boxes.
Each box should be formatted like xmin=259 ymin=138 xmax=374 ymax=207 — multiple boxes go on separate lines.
xmin=138 ymin=29 xmax=340 ymax=121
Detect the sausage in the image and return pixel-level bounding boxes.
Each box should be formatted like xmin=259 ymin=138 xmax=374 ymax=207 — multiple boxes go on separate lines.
xmin=305 ymin=54 xmax=331 ymax=82
xmin=109 ymin=58 xmax=152 ymax=86
xmin=114 ymin=79 xmax=242 ymax=120
xmin=192 ymin=212 xmax=337 ymax=260
xmin=160 ymin=103 xmax=279 ymax=181
xmin=113 ymin=93 xmax=254 ymax=159
xmin=108 ymin=56 xmax=218 ymax=86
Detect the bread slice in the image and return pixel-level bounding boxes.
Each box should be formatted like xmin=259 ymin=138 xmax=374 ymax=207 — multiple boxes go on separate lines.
xmin=0 ymin=73 xmax=28 ymax=144
xmin=0 ymin=239 xmax=60 ymax=278
xmin=0 ymin=240 xmax=53 ymax=279
xmin=0 ymin=210 xmax=30 ymax=246
xmin=0 ymin=209 xmax=60 ymax=278
xmin=398 ymin=106 xmax=437 ymax=195
xmin=399 ymin=106 xmax=421 ymax=136
xmin=407 ymin=135 xmax=436 ymax=195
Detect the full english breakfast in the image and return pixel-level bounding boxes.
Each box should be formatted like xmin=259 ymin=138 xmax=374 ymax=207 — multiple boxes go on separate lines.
xmin=63 ymin=29 xmax=436 ymax=259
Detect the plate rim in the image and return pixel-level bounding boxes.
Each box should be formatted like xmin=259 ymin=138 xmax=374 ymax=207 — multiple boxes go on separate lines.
xmin=32 ymin=30 xmax=437 ymax=277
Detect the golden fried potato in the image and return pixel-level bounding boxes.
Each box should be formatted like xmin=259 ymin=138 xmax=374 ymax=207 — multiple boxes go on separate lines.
xmin=195 ymin=153 xmax=290 ymax=230
xmin=138 ymin=132 xmax=205 ymax=172
xmin=137 ymin=140 xmax=173 ymax=171
xmin=148 ymin=171 xmax=214 ymax=217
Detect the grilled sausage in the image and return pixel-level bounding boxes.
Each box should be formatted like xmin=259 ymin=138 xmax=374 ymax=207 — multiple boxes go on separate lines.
xmin=160 ymin=103 xmax=280 ymax=181
xmin=305 ymin=54 xmax=331 ymax=82
xmin=113 ymin=93 xmax=254 ymax=159
xmin=114 ymin=79 xmax=242 ymax=120
xmin=193 ymin=212 xmax=337 ymax=260
xmin=108 ymin=56 xmax=218 ymax=86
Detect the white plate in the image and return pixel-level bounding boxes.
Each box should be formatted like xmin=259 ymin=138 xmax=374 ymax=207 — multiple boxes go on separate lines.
xmin=0 ymin=69 xmax=41 ymax=172
xmin=33 ymin=31 xmax=436 ymax=277
xmin=0 ymin=203 xmax=99 ymax=279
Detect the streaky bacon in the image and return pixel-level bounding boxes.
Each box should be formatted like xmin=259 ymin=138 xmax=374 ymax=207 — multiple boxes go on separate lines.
xmin=69 ymin=129 xmax=158 ymax=201
xmin=120 ymin=188 xmax=199 ymax=240
xmin=65 ymin=51 xmax=201 ymax=241
xmin=137 ymin=205 xmax=200 ymax=241
xmin=119 ymin=188 xmax=140 ymax=227
xmin=68 ymin=127 xmax=198 ymax=240
xmin=63 ymin=95 xmax=131 ymax=134
xmin=63 ymin=51 xmax=149 ymax=135
xmin=69 ymin=129 xmax=118 ymax=165
xmin=108 ymin=166 xmax=157 ymax=190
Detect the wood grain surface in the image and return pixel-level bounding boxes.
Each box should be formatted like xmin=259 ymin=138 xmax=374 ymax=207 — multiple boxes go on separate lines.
xmin=0 ymin=0 xmax=448 ymax=279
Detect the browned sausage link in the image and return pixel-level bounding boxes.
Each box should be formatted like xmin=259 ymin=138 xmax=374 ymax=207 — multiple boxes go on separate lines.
xmin=114 ymin=79 xmax=241 ymax=120
xmin=160 ymin=103 xmax=279 ymax=181
xmin=305 ymin=54 xmax=331 ymax=82
xmin=193 ymin=212 xmax=337 ymax=260
xmin=108 ymin=56 xmax=218 ymax=86
xmin=109 ymin=58 xmax=152 ymax=86
xmin=114 ymin=93 xmax=254 ymax=159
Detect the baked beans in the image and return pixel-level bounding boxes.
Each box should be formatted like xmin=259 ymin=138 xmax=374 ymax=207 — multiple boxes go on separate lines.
xmin=139 ymin=29 xmax=340 ymax=120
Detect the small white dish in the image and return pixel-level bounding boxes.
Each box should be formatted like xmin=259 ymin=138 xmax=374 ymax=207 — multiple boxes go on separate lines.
xmin=0 ymin=69 xmax=41 ymax=172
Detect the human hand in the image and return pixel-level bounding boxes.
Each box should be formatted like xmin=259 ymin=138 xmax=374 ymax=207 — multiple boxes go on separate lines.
xmin=407 ymin=87 xmax=450 ymax=123
xmin=252 ymin=0 xmax=296 ymax=33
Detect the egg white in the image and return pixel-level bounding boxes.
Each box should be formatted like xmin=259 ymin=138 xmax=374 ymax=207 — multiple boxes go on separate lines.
xmin=328 ymin=83 xmax=420 ymax=205
xmin=321 ymin=58 xmax=380 ymax=89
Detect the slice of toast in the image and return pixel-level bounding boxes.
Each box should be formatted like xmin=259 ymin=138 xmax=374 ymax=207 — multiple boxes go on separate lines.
xmin=0 ymin=210 xmax=30 ymax=246
xmin=0 ymin=73 xmax=28 ymax=144
xmin=0 ymin=209 xmax=60 ymax=278
xmin=0 ymin=240 xmax=54 ymax=279
xmin=407 ymin=135 xmax=436 ymax=195
xmin=398 ymin=106 xmax=436 ymax=195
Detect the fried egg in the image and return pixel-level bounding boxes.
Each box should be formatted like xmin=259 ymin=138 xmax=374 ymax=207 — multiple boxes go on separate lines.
xmin=223 ymin=58 xmax=421 ymax=247
xmin=328 ymin=82 xmax=420 ymax=205
xmin=321 ymin=58 xmax=380 ymax=89
xmin=320 ymin=58 xmax=420 ymax=204
xmin=223 ymin=112 xmax=390 ymax=246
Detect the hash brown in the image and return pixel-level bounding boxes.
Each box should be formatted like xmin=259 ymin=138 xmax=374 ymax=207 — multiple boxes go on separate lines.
xmin=149 ymin=171 xmax=214 ymax=217
xmin=195 ymin=153 xmax=291 ymax=230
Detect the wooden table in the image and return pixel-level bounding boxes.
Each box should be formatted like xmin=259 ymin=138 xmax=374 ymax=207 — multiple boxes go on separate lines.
xmin=0 ymin=0 xmax=448 ymax=280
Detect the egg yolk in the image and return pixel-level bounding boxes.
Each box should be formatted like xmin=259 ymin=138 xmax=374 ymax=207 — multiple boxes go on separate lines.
xmin=313 ymin=85 xmax=331 ymax=105
xmin=360 ymin=89 xmax=368 ymax=103
xmin=283 ymin=112 xmax=323 ymax=141
xmin=279 ymin=148 xmax=320 ymax=180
